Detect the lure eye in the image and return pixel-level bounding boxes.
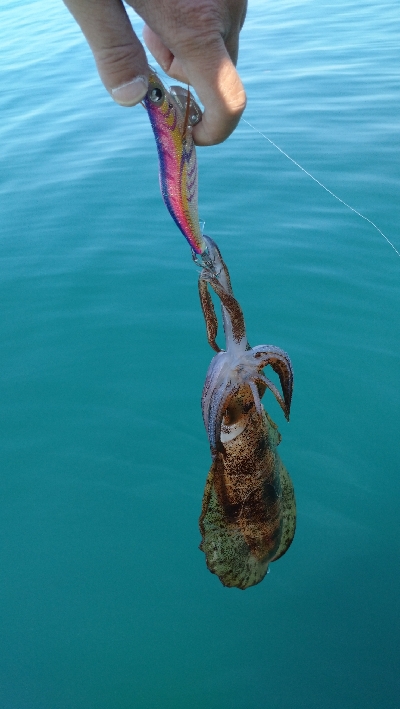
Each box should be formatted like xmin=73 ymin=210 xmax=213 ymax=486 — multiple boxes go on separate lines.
xmin=148 ymin=86 xmax=164 ymax=104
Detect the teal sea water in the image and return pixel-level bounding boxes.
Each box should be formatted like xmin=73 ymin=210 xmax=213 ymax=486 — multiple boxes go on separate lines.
xmin=1 ymin=0 xmax=399 ymax=706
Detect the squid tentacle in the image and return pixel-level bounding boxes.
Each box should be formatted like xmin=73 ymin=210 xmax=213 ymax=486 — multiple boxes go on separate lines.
xmin=207 ymin=377 xmax=241 ymax=455
xmin=201 ymin=353 xmax=229 ymax=432
xmin=249 ymin=379 xmax=262 ymax=415
xmin=202 ymin=235 xmax=233 ymax=295
xmin=255 ymin=374 xmax=289 ymax=420
xmin=198 ymin=278 xmax=221 ymax=352
xmin=200 ymin=269 xmax=247 ymax=348
xmin=252 ymin=346 xmax=293 ymax=418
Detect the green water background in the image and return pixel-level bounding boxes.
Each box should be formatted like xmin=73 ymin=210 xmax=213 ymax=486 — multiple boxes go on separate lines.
xmin=1 ymin=0 xmax=399 ymax=707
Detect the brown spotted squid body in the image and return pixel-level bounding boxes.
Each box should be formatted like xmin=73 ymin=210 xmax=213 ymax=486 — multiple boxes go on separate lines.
xmin=198 ymin=236 xmax=296 ymax=589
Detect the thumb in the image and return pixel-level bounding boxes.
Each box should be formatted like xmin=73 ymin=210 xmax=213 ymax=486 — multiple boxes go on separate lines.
xmin=63 ymin=0 xmax=149 ymax=106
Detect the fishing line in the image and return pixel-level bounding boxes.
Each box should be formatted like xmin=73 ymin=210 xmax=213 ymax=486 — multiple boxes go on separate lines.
xmin=242 ymin=117 xmax=400 ymax=258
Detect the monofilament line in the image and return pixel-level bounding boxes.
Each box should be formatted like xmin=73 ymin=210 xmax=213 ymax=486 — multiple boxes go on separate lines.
xmin=242 ymin=118 xmax=400 ymax=258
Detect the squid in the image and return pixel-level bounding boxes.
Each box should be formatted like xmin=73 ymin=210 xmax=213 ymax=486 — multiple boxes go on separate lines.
xmin=198 ymin=236 xmax=296 ymax=589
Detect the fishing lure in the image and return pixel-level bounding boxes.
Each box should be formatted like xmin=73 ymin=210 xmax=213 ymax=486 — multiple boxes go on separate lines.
xmin=143 ymin=70 xmax=206 ymax=256
xmin=198 ymin=236 xmax=296 ymax=588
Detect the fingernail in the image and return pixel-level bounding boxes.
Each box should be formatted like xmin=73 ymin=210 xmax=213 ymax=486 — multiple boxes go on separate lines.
xmin=111 ymin=76 xmax=148 ymax=106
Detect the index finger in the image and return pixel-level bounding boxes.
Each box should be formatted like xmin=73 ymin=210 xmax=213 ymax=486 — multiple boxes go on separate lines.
xmin=185 ymin=44 xmax=246 ymax=146
xmin=143 ymin=26 xmax=246 ymax=145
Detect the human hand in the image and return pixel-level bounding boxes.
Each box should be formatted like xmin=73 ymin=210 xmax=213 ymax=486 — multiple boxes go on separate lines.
xmin=63 ymin=0 xmax=247 ymax=145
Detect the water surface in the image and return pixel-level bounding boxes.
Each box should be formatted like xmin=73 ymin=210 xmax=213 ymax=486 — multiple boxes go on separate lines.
xmin=1 ymin=1 xmax=399 ymax=707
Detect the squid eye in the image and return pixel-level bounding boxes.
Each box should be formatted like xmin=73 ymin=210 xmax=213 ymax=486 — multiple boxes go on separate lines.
xmin=148 ymin=86 xmax=164 ymax=104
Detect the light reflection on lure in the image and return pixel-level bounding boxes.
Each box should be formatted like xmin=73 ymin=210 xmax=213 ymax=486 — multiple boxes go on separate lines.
xmin=143 ymin=71 xmax=206 ymax=255
xmin=198 ymin=236 xmax=296 ymax=589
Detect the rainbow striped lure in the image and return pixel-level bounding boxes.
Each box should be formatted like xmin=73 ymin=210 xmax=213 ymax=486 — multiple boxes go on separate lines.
xmin=143 ymin=70 xmax=206 ymax=256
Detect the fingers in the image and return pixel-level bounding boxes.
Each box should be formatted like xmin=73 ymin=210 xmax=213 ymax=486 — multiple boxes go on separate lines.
xmin=63 ymin=0 xmax=149 ymax=105
xmin=135 ymin=0 xmax=248 ymax=145
xmin=142 ymin=25 xmax=175 ymax=75
xmin=183 ymin=46 xmax=246 ymax=146
xmin=143 ymin=28 xmax=246 ymax=145
xmin=64 ymin=0 xmax=247 ymax=141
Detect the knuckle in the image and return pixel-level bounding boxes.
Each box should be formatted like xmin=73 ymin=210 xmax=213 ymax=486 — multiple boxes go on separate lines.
xmin=179 ymin=0 xmax=222 ymax=30
xmin=226 ymin=89 xmax=247 ymax=117
xmin=169 ymin=1 xmax=224 ymax=52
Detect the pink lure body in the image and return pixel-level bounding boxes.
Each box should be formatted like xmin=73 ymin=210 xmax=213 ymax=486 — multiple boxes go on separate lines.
xmin=144 ymin=71 xmax=206 ymax=256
